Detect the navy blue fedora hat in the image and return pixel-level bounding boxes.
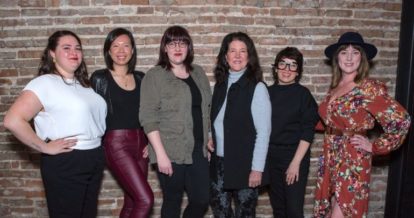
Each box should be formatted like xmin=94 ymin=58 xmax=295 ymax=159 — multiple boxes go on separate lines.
xmin=324 ymin=32 xmax=378 ymax=60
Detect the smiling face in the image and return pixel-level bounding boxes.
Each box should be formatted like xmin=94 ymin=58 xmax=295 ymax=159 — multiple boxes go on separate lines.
xmin=338 ymin=45 xmax=362 ymax=75
xmin=226 ymin=40 xmax=249 ymax=72
xmin=276 ymin=58 xmax=298 ymax=85
xmin=50 ymin=35 xmax=82 ymax=78
xmin=109 ymin=34 xmax=133 ymax=68
xmin=165 ymin=40 xmax=188 ymax=68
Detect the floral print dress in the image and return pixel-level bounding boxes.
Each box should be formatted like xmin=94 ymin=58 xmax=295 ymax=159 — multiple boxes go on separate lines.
xmin=313 ymin=79 xmax=411 ymax=218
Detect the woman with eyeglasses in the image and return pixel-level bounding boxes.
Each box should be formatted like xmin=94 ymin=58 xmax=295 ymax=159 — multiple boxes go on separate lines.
xmin=266 ymin=47 xmax=318 ymax=218
xmin=139 ymin=25 xmax=212 ymax=218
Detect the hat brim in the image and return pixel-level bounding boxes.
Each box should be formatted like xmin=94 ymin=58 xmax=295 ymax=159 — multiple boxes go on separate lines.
xmin=324 ymin=42 xmax=377 ymax=60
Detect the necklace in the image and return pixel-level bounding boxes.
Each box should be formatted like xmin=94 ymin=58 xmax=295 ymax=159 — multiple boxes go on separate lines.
xmin=111 ymin=71 xmax=131 ymax=89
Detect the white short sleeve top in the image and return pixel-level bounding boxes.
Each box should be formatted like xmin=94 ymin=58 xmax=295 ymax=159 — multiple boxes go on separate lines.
xmin=24 ymin=74 xmax=107 ymax=150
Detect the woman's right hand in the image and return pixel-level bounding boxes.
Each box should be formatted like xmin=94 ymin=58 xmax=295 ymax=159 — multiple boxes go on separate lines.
xmin=157 ymin=153 xmax=173 ymax=176
xmin=41 ymin=138 xmax=76 ymax=155
xmin=207 ymin=137 xmax=214 ymax=152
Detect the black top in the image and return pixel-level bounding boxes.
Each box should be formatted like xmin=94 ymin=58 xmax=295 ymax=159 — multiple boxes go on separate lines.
xmin=105 ymin=73 xmax=141 ymax=130
xmin=268 ymin=82 xmax=318 ymax=147
xmin=181 ymin=75 xmax=203 ymax=151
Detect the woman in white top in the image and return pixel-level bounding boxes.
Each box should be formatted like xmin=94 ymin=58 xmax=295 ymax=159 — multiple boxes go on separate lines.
xmin=3 ymin=30 xmax=107 ymax=218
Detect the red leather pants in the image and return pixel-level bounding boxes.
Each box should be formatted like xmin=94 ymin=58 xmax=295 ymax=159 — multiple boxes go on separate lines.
xmin=104 ymin=129 xmax=154 ymax=218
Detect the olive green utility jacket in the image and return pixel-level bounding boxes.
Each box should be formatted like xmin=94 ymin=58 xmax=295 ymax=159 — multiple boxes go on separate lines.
xmin=139 ymin=65 xmax=212 ymax=164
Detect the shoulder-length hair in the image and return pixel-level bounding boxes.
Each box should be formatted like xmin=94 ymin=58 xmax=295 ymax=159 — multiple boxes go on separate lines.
xmin=214 ymin=32 xmax=262 ymax=84
xmin=331 ymin=44 xmax=370 ymax=89
xmin=103 ymin=28 xmax=137 ymax=74
xmin=157 ymin=25 xmax=194 ymax=73
xmin=38 ymin=30 xmax=89 ymax=87
xmin=272 ymin=47 xmax=303 ymax=84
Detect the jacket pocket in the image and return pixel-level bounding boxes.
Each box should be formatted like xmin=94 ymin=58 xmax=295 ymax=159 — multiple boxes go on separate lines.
xmin=159 ymin=122 xmax=185 ymax=162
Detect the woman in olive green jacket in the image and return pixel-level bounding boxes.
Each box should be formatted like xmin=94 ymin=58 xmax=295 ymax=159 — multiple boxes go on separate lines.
xmin=139 ymin=25 xmax=211 ymax=218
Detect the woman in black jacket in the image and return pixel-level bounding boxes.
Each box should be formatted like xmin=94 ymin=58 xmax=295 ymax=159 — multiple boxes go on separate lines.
xmin=91 ymin=28 xmax=153 ymax=218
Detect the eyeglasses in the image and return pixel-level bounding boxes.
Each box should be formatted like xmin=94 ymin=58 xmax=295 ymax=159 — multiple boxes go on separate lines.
xmin=275 ymin=61 xmax=298 ymax=72
xmin=166 ymin=41 xmax=188 ymax=49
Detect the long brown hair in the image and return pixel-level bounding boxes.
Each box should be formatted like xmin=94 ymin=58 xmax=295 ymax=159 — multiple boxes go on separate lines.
xmin=38 ymin=30 xmax=90 ymax=87
xmin=330 ymin=44 xmax=370 ymax=89
xmin=214 ymin=32 xmax=262 ymax=84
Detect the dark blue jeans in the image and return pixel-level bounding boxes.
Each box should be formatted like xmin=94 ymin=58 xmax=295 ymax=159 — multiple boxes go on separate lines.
xmin=267 ymin=145 xmax=310 ymax=218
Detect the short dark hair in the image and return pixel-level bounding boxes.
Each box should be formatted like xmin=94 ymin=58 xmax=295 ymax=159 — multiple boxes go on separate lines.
xmin=214 ymin=32 xmax=262 ymax=84
xmin=103 ymin=28 xmax=137 ymax=74
xmin=272 ymin=47 xmax=303 ymax=84
xmin=157 ymin=25 xmax=194 ymax=73
xmin=38 ymin=30 xmax=89 ymax=87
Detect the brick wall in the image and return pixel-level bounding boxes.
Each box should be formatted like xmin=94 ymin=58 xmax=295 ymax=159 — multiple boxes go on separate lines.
xmin=0 ymin=0 xmax=402 ymax=217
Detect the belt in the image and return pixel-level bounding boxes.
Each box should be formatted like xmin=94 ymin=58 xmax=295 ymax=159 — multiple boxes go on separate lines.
xmin=325 ymin=126 xmax=366 ymax=136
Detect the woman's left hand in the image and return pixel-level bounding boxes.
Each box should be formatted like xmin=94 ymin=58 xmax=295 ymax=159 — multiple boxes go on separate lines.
xmin=248 ymin=170 xmax=262 ymax=188
xmin=142 ymin=145 xmax=149 ymax=158
xmin=350 ymin=134 xmax=372 ymax=152
xmin=286 ymin=161 xmax=300 ymax=185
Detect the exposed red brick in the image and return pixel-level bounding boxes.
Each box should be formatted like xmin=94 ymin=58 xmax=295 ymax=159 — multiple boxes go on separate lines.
xmin=81 ymin=16 xmax=110 ymax=24
xmin=121 ymin=0 xmax=149 ymax=4
xmin=18 ymin=0 xmax=45 ymax=7
xmin=0 ymin=9 xmax=20 ymax=17
xmin=0 ymin=1 xmax=402 ymax=217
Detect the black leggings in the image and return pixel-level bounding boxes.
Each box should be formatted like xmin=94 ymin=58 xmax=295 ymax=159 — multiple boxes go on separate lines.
xmin=41 ymin=146 xmax=105 ymax=218
xmin=157 ymin=151 xmax=209 ymax=218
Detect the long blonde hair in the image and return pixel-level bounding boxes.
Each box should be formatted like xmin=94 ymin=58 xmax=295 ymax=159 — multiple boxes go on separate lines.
xmin=330 ymin=44 xmax=370 ymax=89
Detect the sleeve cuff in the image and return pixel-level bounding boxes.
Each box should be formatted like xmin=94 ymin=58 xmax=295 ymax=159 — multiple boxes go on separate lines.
xmin=143 ymin=122 xmax=159 ymax=134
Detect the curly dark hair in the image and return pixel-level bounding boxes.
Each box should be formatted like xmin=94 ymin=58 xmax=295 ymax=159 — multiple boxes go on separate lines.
xmin=272 ymin=47 xmax=303 ymax=84
xmin=214 ymin=32 xmax=262 ymax=84
xmin=38 ymin=30 xmax=89 ymax=87
xmin=103 ymin=28 xmax=137 ymax=74
xmin=157 ymin=25 xmax=194 ymax=73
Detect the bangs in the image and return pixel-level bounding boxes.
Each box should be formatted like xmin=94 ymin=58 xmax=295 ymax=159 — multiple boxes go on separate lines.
xmin=165 ymin=29 xmax=191 ymax=44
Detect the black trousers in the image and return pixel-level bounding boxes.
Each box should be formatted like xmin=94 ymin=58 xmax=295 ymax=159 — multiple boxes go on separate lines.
xmin=210 ymin=157 xmax=259 ymax=218
xmin=157 ymin=150 xmax=209 ymax=218
xmin=40 ymin=146 xmax=105 ymax=218
xmin=267 ymin=146 xmax=309 ymax=218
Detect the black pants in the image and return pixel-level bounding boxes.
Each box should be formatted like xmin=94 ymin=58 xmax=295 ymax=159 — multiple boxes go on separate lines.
xmin=210 ymin=157 xmax=259 ymax=218
xmin=157 ymin=150 xmax=209 ymax=218
xmin=40 ymin=146 xmax=105 ymax=218
xmin=267 ymin=146 xmax=309 ymax=218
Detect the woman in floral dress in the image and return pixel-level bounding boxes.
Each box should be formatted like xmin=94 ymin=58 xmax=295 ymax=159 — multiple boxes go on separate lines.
xmin=314 ymin=32 xmax=411 ymax=218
